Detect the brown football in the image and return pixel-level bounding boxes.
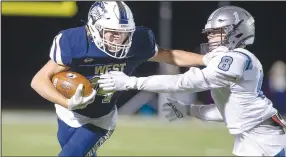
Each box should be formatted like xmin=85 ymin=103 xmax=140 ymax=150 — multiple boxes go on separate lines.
xmin=52 ymin=71 xmax=93 ymax=99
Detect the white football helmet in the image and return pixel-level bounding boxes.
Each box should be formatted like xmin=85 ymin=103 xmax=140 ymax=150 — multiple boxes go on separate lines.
xmin=87 ymin=1 xmax=135 ymax=59
xmin=200 ymin=6 xmax=255 ymax=54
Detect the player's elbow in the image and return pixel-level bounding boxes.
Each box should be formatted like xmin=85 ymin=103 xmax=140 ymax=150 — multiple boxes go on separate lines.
xmin=30 ymin=74 xmax=40 ymax=90
xmin=30 ymin=73 xmax=47 ymax=91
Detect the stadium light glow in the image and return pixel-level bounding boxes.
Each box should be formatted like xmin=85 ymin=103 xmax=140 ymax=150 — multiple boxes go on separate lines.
xmin=2 ymin=2 xmax=78 ymax=17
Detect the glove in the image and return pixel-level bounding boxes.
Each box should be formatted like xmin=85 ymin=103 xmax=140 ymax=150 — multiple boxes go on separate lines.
xmin=67 ymin=84 xmax=97 ymax=110
xmin=202 ymin=46 xmax=228 ymax=66
xmin=98 ymin=71 xmax=137 ymax=91
xmin=162 ymin=98 xmax=189 ymax=121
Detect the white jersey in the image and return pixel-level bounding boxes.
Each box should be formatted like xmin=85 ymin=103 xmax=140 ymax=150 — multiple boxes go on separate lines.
xmin=207 ymin=48 xmax=277 ymax=134
xmin=134 ymin=47 xmax=277 ymax=135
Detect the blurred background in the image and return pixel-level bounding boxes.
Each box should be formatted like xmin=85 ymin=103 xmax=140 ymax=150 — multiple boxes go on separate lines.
xmin=2 ymin=1 xmax=286 ymax=156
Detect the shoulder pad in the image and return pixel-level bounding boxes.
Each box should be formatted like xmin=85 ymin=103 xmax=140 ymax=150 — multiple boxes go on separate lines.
xmin=231 ymin=48 xmax=253 ymax=70
xmin=130 ymin=26 xmax=157 ymax=59
xmin=207 ymin=52 xmax=250 ymax=79
xmin=49 ymin=27 xmax=87 ymax=66
xmin=49 ymin=31 xmax=72 ymax=66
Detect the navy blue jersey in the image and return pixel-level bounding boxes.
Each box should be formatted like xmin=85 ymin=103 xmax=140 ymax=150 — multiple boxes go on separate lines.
xmin=49 ymin=26 xmax=157 ymax=118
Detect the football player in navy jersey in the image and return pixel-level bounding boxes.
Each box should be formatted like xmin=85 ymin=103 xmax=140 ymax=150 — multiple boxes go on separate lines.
xmin=31 ymin=1 xmax=215 ymax=156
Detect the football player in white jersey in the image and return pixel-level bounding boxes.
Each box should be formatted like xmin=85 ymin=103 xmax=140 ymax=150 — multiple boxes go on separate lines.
xmin=98 ymin=6 xmax=286 ymax=156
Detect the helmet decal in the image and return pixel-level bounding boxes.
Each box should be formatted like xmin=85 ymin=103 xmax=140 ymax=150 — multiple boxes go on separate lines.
xmin=115 ymin=1 xmax=128 ymax=24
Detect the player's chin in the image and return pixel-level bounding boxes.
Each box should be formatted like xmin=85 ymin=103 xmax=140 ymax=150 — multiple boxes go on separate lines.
xmin=107 ymin=49 xmax=117 ymax=53
xmin=106 ymin=47 xmax=124 ymax=53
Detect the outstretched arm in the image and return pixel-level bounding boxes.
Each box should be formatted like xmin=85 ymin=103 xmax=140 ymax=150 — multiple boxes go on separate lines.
xmin=98 ymin=52 xmax=247 ymax=93
xmin=145 ymin=29 xmax=215 ymax=67
xmin=98 ymin=66 xmax=231 ymax=94
xmin=149 ymin=47 xmax=206 ymax=67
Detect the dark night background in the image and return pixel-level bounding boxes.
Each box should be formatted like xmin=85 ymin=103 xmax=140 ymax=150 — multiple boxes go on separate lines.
xmin=2 ymin=1 xmax=286 ymax=110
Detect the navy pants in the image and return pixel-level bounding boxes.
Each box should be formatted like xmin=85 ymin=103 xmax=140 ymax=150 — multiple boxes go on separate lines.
xmin=275 ymin=148 xmax=285 ymax=157
xmin=57 ymin=118 xmax=114 ymax=157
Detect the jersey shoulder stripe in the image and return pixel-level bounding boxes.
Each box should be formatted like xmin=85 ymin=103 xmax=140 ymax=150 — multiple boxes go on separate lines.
xmin=232 ymin=50 xmax=253 ymax=71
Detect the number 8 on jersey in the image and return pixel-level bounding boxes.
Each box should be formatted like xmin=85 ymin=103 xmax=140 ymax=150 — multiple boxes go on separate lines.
xmin=218 ymin=56 xmax=234 ymax=71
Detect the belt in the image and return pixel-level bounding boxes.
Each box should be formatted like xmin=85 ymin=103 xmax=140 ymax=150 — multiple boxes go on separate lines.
xmin=261 ymin=118 xmax=280 ymax=126
xmin=271 ymin=112 xmax=286 ymax=128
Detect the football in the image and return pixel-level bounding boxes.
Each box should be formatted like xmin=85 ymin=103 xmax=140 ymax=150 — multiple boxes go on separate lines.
xmin=52 ymin=71 xmax=93 ymax=99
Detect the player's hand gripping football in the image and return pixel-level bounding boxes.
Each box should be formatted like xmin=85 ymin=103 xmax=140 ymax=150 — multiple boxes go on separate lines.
xmin=67 ymin=84 xmax=97 ymax=110
xmin=162 ymin=98 xmax=188 ymax=121
xmin=98 ymin=71 xmax=136 ymax=91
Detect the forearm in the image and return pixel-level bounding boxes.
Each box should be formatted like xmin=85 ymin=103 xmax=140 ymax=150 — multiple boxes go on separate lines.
xmin=169 ymin=49 xmax=204 ymax=67
xmin=31 ymin=75 xmax=68 ymax=108
xmin=150 ymin=48 xmax=204 ymax=67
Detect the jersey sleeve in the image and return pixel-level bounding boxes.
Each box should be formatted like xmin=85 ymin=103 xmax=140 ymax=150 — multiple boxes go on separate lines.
xmin=49 ymin=32 xmax=72 ymax=66
xmin=134 ymin=66 xmax=230 ymax=93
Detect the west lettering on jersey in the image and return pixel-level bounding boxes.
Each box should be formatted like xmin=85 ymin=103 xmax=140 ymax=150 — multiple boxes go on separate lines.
xmin=95 ymin=63 xmax=126 ymax=75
